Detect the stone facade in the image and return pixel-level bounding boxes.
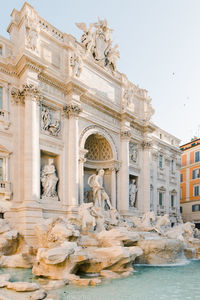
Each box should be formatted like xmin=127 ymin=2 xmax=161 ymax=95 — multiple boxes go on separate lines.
xmin=0 ymin=3 xmax=181 ymax=244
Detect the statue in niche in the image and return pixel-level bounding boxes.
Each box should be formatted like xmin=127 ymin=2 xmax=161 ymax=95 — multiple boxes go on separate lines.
xmin=25 ymin=15 xmax=39 ymax=51
xmin=88 ymin=169 xmax=113 ymax=210
xmin=129 ymin=179 xmax=138 ymax=207
xmin=70 ymin=50 xmax=83 ymax=77
xmin=129 ymin=143 xmax=138 ymax=163
xmin=41 ymin=158 xmax=58 ymax=198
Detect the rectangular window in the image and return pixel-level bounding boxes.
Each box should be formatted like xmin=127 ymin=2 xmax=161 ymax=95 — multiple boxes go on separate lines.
xmin=0 ymin=158 xmax=3 ymax=180
xmin=0 ymin=46 xmax=2 ymax=56
xmin=194 ymin=185 xmax=199 ymax=196
xmin=192 ymin=204 xmax=200 ymax=212
xmin=180 ymin=174 xmax=183 ymax=182
xmin=159 ymin=155 xmax=163 ymax=168
xmin=171 ymin=160 xmax=174 ymax=172
xmin=180 ymin=206 xmax=183 ymax=213
xmin=159 ymin=192 xmax=163 ymax=205
xmin=192 ymin=168 xmax=200 ymax=179
xmin=0 ymin=87 xmax=2 ymax=110
xmin=171 ymin=195 xmax=174 ymax=207
xmin=195 ymin=151 xmax=200 ymax=163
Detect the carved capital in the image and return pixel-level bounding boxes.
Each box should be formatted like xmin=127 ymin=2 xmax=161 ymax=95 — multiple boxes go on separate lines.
xmin=141 ymin=140 xmax=152 ymax=149
xmin=120 ymin=130 xmax=131 ymax=139
xmin=63 ymin=104 xmax=82 ymax=118
xmin=11 ymin=84 xmax=41 ymax=104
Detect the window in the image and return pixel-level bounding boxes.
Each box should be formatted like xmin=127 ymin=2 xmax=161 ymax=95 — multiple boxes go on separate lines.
xmin=192 ymin=168 xmax=200 ymax=179
xmin=160 ymin=134 xmax=162 ymax=139
xmin=180 ymin=206 xmax=183 ymax=213
xmin=171 ymin=159 xmax=174 ymax=172
xmin=180 ymin=173 xmax=183 ymax=182
xmin=0 ymin=87 xmax=2 ymax=110
xmin=0 ymin=46 xmax=2 ymax=56
xmin=159 ymin=155 xmax=163 ymax=168
xmin=159 ymin=192 xmax=163 ymax=205
xmin=171 ymin=195 xmax=174 ymax=207
xmin=192 ymin=204 xmax=200 ymax=212
xmin=194 ymin=185 xmax=199 ymax=196
xmin=0 ymin=158 xmax=3 ymax=180
xmin=195 ymin=151 xmax=200 ymax=163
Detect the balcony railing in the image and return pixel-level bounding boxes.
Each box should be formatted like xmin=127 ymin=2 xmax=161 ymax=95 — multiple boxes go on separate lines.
xmin=0 ymin=181 xmax=12 ymax=200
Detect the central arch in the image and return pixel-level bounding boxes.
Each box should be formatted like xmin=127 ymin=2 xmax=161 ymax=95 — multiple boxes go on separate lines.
xmin=79 ymin=126 xmax=118 ymax=207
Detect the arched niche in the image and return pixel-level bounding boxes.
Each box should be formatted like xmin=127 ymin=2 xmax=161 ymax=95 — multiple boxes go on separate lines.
xmin=79 ymin=126 xmax=118 ymax=208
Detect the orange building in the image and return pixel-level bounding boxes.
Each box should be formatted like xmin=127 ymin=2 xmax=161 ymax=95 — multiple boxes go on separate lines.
xmin=180 ymin=138 xmax=200 ymax=227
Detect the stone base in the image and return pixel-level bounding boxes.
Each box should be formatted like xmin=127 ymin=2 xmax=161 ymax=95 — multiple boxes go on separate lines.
xmin=119 ymin=208 xmax=140 ymax=217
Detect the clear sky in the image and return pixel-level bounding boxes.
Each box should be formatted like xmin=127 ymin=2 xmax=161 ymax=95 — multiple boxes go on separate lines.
xmin=1 ymin=0 xmax=200 ymax=145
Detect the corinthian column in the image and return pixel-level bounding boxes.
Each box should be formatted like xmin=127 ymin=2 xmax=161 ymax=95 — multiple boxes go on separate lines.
xmin=63 ymin=104 xmax=81 ymax=211
xmin=119 ymin=130 xmax=131 ymax=213
xmin=138 ymin=140 xmax=152 ymax=213
xmin=23 ymin=84 xmax=41 ymax=203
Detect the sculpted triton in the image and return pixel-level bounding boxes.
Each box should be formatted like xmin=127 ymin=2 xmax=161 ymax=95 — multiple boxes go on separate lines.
xmin=88 ymin=169 xmax=113 ymax=209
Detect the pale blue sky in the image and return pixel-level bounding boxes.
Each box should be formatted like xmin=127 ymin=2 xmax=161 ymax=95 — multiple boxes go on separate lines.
xmin=1 ymin=0 xmax=200 ymax=144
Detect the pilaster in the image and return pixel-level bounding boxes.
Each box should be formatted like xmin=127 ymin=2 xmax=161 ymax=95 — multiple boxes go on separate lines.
xmin=63 ymin=103 xmax=81 ymax=212
xmin=119 ymin=129 xmax=131 ymax=213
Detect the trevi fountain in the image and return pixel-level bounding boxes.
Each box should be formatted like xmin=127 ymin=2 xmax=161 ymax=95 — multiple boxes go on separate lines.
xmin=0 ymin=2 xmax=199 ymax=300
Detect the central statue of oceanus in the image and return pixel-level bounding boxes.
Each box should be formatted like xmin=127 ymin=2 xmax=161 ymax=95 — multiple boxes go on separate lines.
xmin=88 ymin=169 xmax=113 ymax=209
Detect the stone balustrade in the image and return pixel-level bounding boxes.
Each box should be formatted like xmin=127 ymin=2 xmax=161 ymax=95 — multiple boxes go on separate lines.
xmin=39 ymin=18 xmax=64 ymax=42
xmin=0 ymin=180 xmax=12 ymax=200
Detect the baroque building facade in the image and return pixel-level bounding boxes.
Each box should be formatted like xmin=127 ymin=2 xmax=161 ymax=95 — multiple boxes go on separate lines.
xmin=0 ymin=2 xmax=181 ymax=244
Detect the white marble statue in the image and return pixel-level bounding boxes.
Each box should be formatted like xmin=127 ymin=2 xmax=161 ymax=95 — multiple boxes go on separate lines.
xmin=129 ymin=179 xmax=138 ymax=207
xmin=154 ymin=214 xmax=170 ymax=234
xmin=78 ymin=202 xmax=96 ymax=231
xmin=41 ymin=106 xmax=60 ymax=136
xmin=76 ymin=17 xmax=119 ymax=72
xmin=129 ymin=143 xmax=138 ymax=163
xmin=41 ymin=158 xmax=58 ymax=198
xmin=25 ymin=15 xmax=39 ymax=51
xmin=70 ymin=49 xmax=83 ymax=77
xmin=88 ymin=169 xmax=112 ymax=209
xmin=41 ymin=107 xmax=51 ymax=131
xmin=131 ymin=211 xmax=156 ymax=231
